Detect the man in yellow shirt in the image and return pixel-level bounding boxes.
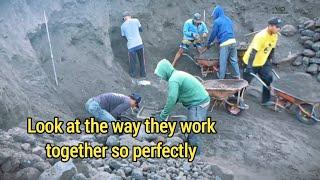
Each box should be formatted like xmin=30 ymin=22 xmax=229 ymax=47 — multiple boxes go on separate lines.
xmin=242 ymin=17 xmax=283 ymax=106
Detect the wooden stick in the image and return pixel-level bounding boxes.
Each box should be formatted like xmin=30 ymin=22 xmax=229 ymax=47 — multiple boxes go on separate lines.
xmin=44 ymin=10 xmax=59 ymax=86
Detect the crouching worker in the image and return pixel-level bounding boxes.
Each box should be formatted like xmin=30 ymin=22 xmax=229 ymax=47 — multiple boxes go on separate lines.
xmin=85 ymin=93 xmax=141 ymax=122
xmin=154 ymin=59 xmax=210 ymax=154
xmin=242 ymin=17 xmax=283 ymax=106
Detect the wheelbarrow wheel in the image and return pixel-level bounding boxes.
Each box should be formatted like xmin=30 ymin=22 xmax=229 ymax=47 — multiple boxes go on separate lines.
xmin=295 ymin=104 xmax=318 ymax=125
xmin=224 ymin=97 xmax=243 ymax=116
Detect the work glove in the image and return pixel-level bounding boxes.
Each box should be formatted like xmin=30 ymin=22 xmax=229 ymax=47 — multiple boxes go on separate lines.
xmin=192 ymin=33 xmax=200 ymax=40
xmin=244 ymin=67 xmax=254 ymax=74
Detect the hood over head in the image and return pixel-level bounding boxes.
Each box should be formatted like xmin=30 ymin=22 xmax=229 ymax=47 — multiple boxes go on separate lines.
xmin=154 ymin=59 xmax=175 ymax=81
xmin=211 ymin=5 xmax=225 ymax=19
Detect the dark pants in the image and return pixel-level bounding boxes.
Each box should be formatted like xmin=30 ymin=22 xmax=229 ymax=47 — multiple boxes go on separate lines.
xmin=128 ymin=47 xmax=146 ymax=78
xmin=243 ymin=63 xmax=273 ymax=103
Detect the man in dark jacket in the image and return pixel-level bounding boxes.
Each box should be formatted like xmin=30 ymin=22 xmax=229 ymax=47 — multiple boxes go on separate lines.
xmin=85 ymin=93 xmax=141 ymax=122
xmin=206 ymin=5 xmax=240 ymax=79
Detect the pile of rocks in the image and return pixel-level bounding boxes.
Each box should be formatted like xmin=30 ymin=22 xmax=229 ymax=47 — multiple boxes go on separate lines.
xmin=0 ymin=126 xmax=233 ymax=180
xmin=292 ymin=17 xmax=320 ymax=81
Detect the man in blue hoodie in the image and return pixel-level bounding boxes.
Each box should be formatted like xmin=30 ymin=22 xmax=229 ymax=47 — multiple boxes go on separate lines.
xmin=206 ymin=5 xmax=240 ymax=79
xmin=172 ymin=13 xmax=209 ymax=67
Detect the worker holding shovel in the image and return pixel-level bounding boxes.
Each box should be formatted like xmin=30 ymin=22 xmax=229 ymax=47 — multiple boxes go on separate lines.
xmin=154 ymin=59 xmax=210 ymax=154
xmin=242 ymin=17 xmax=283 ymax=107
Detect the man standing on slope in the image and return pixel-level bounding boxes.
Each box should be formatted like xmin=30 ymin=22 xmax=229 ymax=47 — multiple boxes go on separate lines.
xmin=154 ymin=59 xmax=210 ymax=154
xmin=242 ymin=17 xmax=283 ymax=106
xmin=121 ymin=11 xmax=146 ymax=78
xmin=206 ymin=5 xmax=241 ymax=80
xmin=172 ymin=13 xmax=209 ymax=67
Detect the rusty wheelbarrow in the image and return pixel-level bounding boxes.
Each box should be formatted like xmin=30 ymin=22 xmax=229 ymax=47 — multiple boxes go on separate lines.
xmin=251 ymin=72 xmax=320 ymax=125
xmin=196 ymin=77 xmax=249 ymax=115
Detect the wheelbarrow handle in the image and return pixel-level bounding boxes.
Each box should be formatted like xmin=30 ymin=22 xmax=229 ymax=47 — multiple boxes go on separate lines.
xmin=271 ymin=69 xmax=280 ymax=80
xmin=250 ymin=73 xmax=269 ymax=89
xmin=194 ymin=76 xmax=205 ymax=83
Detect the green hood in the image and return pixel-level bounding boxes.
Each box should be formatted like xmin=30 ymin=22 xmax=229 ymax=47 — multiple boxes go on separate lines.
xmin=154 ymin=59 xmax=175 ymax=81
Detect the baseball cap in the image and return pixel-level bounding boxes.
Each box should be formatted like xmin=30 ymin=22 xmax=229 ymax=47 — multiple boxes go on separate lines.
xmin=268 ymin=17 xmax=283 ymax=28
xmin=122 ymin=11 xmax=130 ymax=17
xmin=130 ymin=93 xmax=141 ymax=108
xmin=193 ymin=13 xmax=202 ymax=21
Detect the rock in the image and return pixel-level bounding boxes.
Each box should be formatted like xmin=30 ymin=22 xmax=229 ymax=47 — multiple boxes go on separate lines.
xmin=123 ymin=166 xmax=133 ymax=176
xmin=317 ymin=74 xmax=320 ymax=82
xmin=302 ymin=57 xmax=310 ymax=65
xmin=303 ymin=49 xmax=316 ymax=57
xmin=298 ymin=17 xmax=311 ymax=25
xmin=314 ymin=33 xmax=320 ymax=41
xmin=299 ymin=36 xmax=313 ymax=44
xmin=20 ymin=154 xmax=43 ymax=168
xmin=280 ymin=24 xmax=297 ymax=36
xmin=131 ymin=168 xmax=144 ymax=179
xmin=165 ymin=137 xmax=183 ymax=146
xmin=309 ymin=58 xmax=320 ymax=64
xmin=21 ymin=143 xmax=31 ymax=151
xmin=108 ymin=159 xmax=123 ymax=170
xmin=136 ymin=125 xmax=158 ymax=142
xmin=274 ymin=53 xmax=299 ymax=64
xmin=182 ymin=162 xmax=191 ymax=172
xmin=0 ymin=148 xmax=13 ymax=166
xmin=80 ymin=135 xmax=96 ymax=142
xmin=95 ymin=133 xmax=111 ymax=144
xmin=75 ymin=162 xmax=97 ymax=178
xmin=119 ymin=134 xmax=150 ymax=149
xmin=1 ymin=156 xmax=20 ymax=172
xmin=316 ymin=28 xmax=320 ymax=33
xmin=306 ymin=64 xmax=319 ymax=75
xmin=32 ymin=146 xmax=45 ymax=156
xmin=301 ymin=30 xmax=315 ymax=37
xmin=60 ymin=166 xmax=78 ymax=180
xmin=15 ymin=167 xmax=41 ymax=180
xmin=115 ymin=169 xmax=126 ymax=179
xmin=303 ymin=40 xmax=314 ymax=49
xmin=90 ymin=159 xmax=104 ymax=168
xmin=33 ymin=161 xmax=52 ymax=172
xmin=292 ymin=56 xmax=303 ymax=66
xmin=312 ymin=42 xmax=320 ymax=52
xmin=38 ymin=161 xmax=77 ymax=180
xmin=106 ymin=135 xmax=120 ymax=147
xmin=316 ymin=51 xmax=320 ymax=58
xmin=9 ymin=127 xmax=35 ymax=145
xmin=89 ymin=172 xmax=111 ymax=180
xmin=316 ymin=18 xmax=320 ymax=27
xmin=304 ymin=20 xmax=315 ymax=30
xmin=72 ymin=173 xmax=88 ymax=180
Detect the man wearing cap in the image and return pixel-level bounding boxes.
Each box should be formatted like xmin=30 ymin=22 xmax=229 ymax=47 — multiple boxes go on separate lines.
xmin=121 ymin=11 xmax=146 ymax=78
xmin=154 ymin=59 xmax=210 ymax=154
xmin=172 ymin=13 xmax=209 ymax=67
xmin=206 ymin=5 xmax=241 ymax=80
xmin=85 ymin=93 xmax=141 ymax=122
xmin=242 ymin=17 xmax=283 ymax=106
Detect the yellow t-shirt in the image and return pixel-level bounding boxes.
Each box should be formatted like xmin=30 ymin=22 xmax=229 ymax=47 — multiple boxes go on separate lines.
xmin=242 ymin=28 xmax=278 ymax=67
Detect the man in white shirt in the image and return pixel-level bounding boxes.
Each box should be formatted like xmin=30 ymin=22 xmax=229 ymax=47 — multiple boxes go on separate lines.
xmin=121 ymin=11 xmax=146 ymax=78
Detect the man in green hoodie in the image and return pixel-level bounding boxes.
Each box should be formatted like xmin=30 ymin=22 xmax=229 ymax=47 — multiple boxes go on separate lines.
xmin=154 ymin=59 xmax=210 ymax=154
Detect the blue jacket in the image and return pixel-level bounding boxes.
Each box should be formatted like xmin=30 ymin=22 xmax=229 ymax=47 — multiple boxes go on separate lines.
xmin=183 ymin=19 xmax=208 ymax=40
xmin=207 ymin=5 xmax=235 ymax=45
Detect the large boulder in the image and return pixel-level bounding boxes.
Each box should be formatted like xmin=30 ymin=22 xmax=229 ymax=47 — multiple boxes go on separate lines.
xmin=303 ymin=49 xmax=316 ymax=57
xmin=309 ymin=58 xmax=320 ymax=64
xmin=303 ymin=40 xmax=314 ymax=49
xmin=38 ymin=161 xmax=77 ymax=180
xmin=301 ymin=29 xmax=315 ymax=37
xmin=274 ymin=53 xmax=299 ymax=64
xmin=314 ymin=33 xmax=320 ymax=41
xmin=292 ymin=56 xmax=303 ymax=66
xmin=15 ymin=167 xmax=41 ymax=180
xmin=299 ymin=36 xmax=313 ymax=44
xmin=312 ymin=42 xmax=320 ymax=51
xmin=280 ymin=24 xmax=297 ymax=36
xmin=8 ymin=127 xmax=36 ymax=145
xmin=306 ymin=64 xmax=319 ymax=75
xmin=304 ymin=19 xmax=316 ymax=30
